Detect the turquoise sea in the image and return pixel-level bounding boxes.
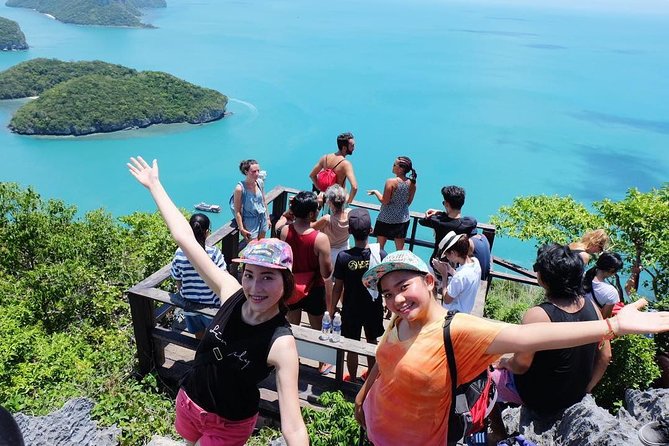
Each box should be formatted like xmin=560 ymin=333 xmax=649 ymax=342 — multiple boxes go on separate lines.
xmin=1 ymin=0 xmax=668 ymax=267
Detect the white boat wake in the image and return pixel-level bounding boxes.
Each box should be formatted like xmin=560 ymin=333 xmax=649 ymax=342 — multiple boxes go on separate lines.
xmin=228 ymin=98 xmax=259 ymax=123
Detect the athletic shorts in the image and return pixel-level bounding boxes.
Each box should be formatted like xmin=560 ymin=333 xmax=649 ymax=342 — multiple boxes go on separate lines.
xmin=490 ymin=368 xmax=523 ymax=405
xmin=341 ymin=306 xmax=384 ymax=341
xmin=373 ymin=220 xmax=410 ymax=240
xmin=175 ymin=388 xmax=257 ymax=446
xmin=287 ymin=285 xmax=325 ymax=316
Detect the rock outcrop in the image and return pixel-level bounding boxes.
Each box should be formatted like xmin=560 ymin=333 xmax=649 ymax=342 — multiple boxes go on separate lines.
xmin=14 ymin=398 xmax=120 ymax=446
xmin=502 ymin=388 xmax=669 ymax=445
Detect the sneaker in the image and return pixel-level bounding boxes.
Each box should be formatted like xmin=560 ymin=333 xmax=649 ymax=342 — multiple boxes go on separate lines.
xmin=360 ymin=369 xmax=369 ymax=381
xmin=343 ymin=373 xmax=353 ymax=382
xmin=639 ymin=419 xmax=669 ymax=446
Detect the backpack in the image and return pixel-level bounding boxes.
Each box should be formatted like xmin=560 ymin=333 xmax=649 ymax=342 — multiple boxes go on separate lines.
xmin=315 ymin=155 xmax=345 ymax=192
xmin=444 ymin=311 xmax=497 ymax=445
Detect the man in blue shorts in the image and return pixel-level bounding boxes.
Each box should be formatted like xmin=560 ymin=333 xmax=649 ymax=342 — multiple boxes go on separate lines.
xmin=331 ymin=208 xmax=387 ymax=381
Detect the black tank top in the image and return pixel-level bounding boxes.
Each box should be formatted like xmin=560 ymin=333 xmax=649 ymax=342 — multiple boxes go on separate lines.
xmin=182 ymin=290 xmax=292 ymax=420
xmin=513 ymin=297 xmax=599 ymax=416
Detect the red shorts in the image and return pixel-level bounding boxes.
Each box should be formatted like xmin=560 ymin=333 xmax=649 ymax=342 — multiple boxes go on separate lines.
xmin=175 ymin=388 xmax=258 ymax=446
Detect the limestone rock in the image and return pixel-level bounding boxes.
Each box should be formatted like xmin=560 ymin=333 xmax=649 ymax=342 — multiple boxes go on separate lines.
xmin=502 ymin=389 xmax=669 ymax=446
xmin=14 ymin=398 xmax=120 ymax=446
xmin=147 ymin=435 xmax=185 ymax=446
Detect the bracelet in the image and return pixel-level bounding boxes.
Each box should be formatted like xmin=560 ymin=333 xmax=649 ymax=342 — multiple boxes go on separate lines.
xmin=599 ymin=317 xmax=617 ymax=349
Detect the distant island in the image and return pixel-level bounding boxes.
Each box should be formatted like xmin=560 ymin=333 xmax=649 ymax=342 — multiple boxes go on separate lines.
xmin=0 ymin=58 xmax=136 ymax=99
xmin=0 ymin=16 xmax=28 ymax=50
xmin=1 ymin=59 xmax=228 ymax=136
xmin=5 ymin=0 xmax=166 ymax=28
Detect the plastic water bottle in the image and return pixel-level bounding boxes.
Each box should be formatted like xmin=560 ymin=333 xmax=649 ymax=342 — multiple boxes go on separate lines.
xmin=320 ymin=311 xmax=331 ymax=340
xmin=331 ymin=313 xmax=342 ymax=343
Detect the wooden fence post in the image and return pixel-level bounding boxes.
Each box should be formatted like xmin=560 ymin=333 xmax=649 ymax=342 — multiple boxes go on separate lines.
xmin=270 ymin=191 xmax=288 ymax=237
xmin=128 ymin=291 xmax=155 ymax=375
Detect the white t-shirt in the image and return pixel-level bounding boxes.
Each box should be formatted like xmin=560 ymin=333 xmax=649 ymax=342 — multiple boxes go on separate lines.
xmin=444 ymin=257 xmax=481 ymax=314
xmin=587 ymin=279 xmax=620 ymax=307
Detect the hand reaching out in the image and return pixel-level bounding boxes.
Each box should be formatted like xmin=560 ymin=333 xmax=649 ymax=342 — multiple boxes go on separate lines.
xmin=615 ymin=298 xmax=669 ymax=336
xmin=128 ymin=156 xmax=159 ymax=189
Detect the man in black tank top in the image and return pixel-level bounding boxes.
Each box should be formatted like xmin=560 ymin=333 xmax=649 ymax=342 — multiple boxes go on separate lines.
xmin=494 ymin=244 xmax=612 ymax=432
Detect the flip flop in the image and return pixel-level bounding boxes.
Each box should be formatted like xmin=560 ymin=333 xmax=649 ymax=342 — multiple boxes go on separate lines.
xmin=319 ymin=363 xmax=334 ymax=375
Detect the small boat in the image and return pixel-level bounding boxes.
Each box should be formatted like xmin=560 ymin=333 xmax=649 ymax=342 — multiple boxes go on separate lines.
xmin=194 ymin=202 xmax=221 ymax=213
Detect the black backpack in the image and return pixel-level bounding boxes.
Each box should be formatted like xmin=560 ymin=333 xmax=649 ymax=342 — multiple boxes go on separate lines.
xmin=443 ymin=311 xmax=497 ymax=445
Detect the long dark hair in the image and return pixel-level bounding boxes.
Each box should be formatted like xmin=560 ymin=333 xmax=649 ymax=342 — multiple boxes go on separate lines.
xmin=583 ymin=252 xmax=624 ymax=294
xmin=190 ymin=213 xmax=211 ymax=248
xmin=397 ymin=156 xmax=418 ymax=184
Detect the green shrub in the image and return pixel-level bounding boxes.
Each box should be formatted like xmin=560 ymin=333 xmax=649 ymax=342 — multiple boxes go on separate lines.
xmin=593 ymin=335 xmax=660 ymax=411
xmin=653 ymin=298 xmax=669 ymax=355
xmin=483 ymin=280 xmax=543 ymax=324
xmin=302 ymin=391 xmax=371 ymax=446
xmin=0 ymin=182 xmax=178 ymax=445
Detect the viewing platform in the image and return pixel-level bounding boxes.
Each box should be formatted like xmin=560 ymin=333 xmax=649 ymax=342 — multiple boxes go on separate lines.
xmin=126 ymin=185 xmax=539 ymax=416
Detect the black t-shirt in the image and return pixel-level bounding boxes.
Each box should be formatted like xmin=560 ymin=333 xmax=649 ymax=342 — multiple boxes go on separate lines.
xmin=513 ymin=298 xmax=599 ymax=416
xmin=418 ymin=213 xmax=478 ymax=260
xmin=182 ymin=290 xmax=292 ymax=420
xmin=333 ymin=246 xmax=387 ymax=316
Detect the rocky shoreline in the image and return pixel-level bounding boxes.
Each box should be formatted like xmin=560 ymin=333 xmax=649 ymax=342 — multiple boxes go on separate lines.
xmin=9 ymin=109 xmax=228 ymax=137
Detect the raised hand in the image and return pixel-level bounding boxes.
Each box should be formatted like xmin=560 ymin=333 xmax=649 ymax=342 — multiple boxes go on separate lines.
xmin=127 ymin=156 xmax=159 ymax=189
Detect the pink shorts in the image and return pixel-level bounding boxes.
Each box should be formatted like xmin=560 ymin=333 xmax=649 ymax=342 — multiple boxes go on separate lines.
xmin=491 ymin=368 xmax=523 ymax=405
xmin=175 ymin=388 xmax=258 ymax=446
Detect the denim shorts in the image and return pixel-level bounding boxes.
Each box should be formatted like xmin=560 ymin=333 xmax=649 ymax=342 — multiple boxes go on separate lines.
xmin=175 ymin=388 xmax=257 ymax=446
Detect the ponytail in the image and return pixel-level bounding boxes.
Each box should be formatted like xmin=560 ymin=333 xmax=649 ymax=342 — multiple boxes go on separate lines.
xmin=190 ymin=213 xmax=211 ymax=248
xmin=583 ymin=266 xmax=597 ymax=294
xmin=397 ymin=156 xmax=417 ymax=183
xmin=408 ymin=168 xmax=418 ymax=184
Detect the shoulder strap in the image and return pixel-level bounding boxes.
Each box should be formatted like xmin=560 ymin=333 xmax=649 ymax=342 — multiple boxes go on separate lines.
xmin=331 ymin=157 xmax=345 ymax=170
xmin=443 ymin=311 xmax=458 ymax=397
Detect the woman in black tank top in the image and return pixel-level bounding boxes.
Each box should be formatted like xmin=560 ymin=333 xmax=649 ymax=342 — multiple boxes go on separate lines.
xmin=495 ymin=244 xmax=612 ymax=430
xmin=129 ymin=157 xmax=308 ymax=446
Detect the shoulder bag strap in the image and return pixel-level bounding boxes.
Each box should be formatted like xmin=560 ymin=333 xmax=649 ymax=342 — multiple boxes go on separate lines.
xmin=331 ymin=157 xmax=345 ymax=170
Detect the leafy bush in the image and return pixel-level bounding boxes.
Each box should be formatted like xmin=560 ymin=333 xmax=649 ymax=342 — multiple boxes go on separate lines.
xmin=0 ymin=182 xmax=178 ymax=445
xmin=491 ymin=185 xmax=669 ymax=299
xmin=653 ymin=298 xmax=669 ymax=355
xmin=593 ymin=335 xmax=660 ymax=411
xmin=483 ymin=280 xmax=543 ymax=324
xmin=302 ymin=391 xmax=371 ymax=446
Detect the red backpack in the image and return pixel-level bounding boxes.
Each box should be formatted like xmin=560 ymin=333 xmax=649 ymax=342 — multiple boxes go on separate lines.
xmin=443 ymin=311 xmax=497 ymax=445
xmin=315 ymin=155 xmax=345 ymax=192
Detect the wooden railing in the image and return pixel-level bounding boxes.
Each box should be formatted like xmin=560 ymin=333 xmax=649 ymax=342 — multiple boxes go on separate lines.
xmin=127 ymin=185 xmax=537 ymax=381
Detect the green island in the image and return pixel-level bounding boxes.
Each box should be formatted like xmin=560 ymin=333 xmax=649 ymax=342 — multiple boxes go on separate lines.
xmin=0 ymin=16 xmax=28 ymax=50
xmin=5 ymin=0 xmax=166 ymax=28
xmin=0 ymin=59 xmax=228 ymax=136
